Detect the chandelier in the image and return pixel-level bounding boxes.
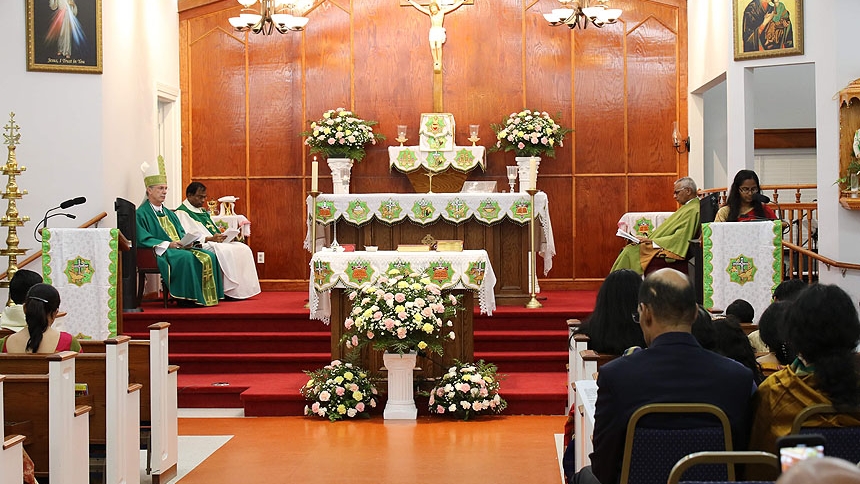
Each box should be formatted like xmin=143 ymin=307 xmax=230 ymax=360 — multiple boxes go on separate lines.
xmin=228 ymin=0 xmax=313 ymax=35
xmin=543 ymin=0 xmax=622 ymax=29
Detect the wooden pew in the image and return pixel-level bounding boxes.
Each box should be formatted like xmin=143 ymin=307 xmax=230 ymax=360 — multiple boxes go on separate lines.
xmin=80 ymin=322 xmax=178 ymax=484
xmin=2 ymin=352 xmax=90 ymax=483
xmin=0 ymin=375 xmax=25 ymax=484
xmin=580 ymin=349 xmax=618 ymax=380
xmin=0 ymin=338 xmax=140 ymax=484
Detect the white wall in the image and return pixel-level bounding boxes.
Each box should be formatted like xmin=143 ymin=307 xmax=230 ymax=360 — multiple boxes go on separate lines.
xmin=688 ymin=0 xmax=860 ymax=299
xmin=0 ymin=0 xmax=179 ymax=291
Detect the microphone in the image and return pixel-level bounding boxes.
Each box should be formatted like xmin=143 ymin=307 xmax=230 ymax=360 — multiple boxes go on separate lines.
xmin=753 ymin=193 xmax=770 ymax=204
xmin=59 ymin=197 xmax=86 ymax=209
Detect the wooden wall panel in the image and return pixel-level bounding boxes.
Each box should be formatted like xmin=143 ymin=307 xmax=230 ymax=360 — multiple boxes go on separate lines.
xmin=575 ymin=176 xmax=627 ymax=279
xmin=188 ymin=26 xmax=246 ymax=178
xmin=627 ymin=18 xmax=678 ymax=175
xmin=179 ymin=0 xmax=688 ymax=290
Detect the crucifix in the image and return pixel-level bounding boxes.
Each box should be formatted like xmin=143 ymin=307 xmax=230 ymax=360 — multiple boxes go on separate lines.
xmin=403 ymin=0 xmax=472 ymax=112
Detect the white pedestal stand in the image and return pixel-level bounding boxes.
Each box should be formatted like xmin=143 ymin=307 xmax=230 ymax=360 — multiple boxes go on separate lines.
xmin=383 ymin=351 xmax=418 ymax=420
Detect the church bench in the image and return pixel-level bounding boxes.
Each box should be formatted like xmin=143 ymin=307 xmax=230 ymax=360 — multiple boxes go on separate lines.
xmin=0 ymin=338 xmax=140 ymax=484
xmin=0 ymin=376 xmax=25 ymax=484
xmin=2 ymin=352 xmax=90 ymax=483
xmin=579 ymin=349 xmax=618 ymax=380
xmin=80 ymin=322 xmax=178 ymax=484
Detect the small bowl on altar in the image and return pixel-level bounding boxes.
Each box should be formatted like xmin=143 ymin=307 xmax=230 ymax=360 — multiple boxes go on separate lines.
xmin=365 ymin=246 xmax=378 ymax=252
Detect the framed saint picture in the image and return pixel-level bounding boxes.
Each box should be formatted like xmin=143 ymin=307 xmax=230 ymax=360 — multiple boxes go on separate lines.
xmin=733 ymin=0 xmax=803 ymax=61
xmin=26 ymin=0 xmax=102 ymax=73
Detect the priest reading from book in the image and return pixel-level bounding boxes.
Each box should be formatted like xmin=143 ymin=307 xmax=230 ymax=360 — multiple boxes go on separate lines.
xmin=136 ymin=157 xmax=224 ymax=306
xmin=610 ymin=177 xmax=700 ymax=275
xmin=174 ymin=182 xmax=261 ymax=300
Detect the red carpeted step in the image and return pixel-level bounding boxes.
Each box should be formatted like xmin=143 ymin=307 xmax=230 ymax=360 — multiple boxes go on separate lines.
xmin=473 ymin=351 xmax=569 ymax=373
xmin=157 ymin=332 xmax=331 ymax=354
xmin=474 ymin=329 xmax=569 ymax=352
xmin=170 ymin=353 xmax=331 ymax=373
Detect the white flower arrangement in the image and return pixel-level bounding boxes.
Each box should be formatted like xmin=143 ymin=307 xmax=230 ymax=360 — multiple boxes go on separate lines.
xmin=301 ymin=360 xmax=378 ymax=422
xmin=427 ymin=360 xmax=507 ymax=420
xmin=302 ymin=107 xmax=385 ymax=162
xmin=490 ymin=109 xmax=571 ymax=158
xmin=340 ymin=268 xmax=460 ymax=356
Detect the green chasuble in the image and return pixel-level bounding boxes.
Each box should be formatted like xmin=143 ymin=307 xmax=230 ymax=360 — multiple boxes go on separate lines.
xmin=175 ymin=203 xmax=220 ymax=235
xmin=610 ymin=198 xmax=700 ymax=274
xmin=136 ymin=201 xmax=224 ymax=306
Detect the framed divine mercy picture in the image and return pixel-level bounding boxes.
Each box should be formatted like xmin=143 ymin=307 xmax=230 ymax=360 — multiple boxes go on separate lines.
xmin=733 ymin=0 xmax=803 ymax=61
xmin=26 ymin=0 xmax=103 ymax=73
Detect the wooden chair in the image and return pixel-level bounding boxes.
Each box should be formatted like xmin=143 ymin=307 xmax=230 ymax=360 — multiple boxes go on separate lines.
xmin=790 ymin=404 xmax=860 ymax=464
xmin=667 ymin=451 xmax=779 ymax=484
xmin=136 ymin=248 xmax=169 ymax=308
xmin=619 ymin=403 xmax=735 ymax=484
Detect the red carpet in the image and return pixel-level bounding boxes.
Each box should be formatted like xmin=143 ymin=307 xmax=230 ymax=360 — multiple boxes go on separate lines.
xmin=123 ymin=290 xmax=597 ymax=416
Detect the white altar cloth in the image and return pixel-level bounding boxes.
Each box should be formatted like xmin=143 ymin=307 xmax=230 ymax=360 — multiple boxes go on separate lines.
xmin=616 ymin=211 xmax=674 ymax=238
xmin=309 ymin=249 xmax=496 ymax=323
xmin=304 ymin=192 xmax=556 ymax=274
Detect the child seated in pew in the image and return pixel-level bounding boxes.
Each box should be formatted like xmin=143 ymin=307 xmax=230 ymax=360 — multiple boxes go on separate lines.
xmin=0 ymin=269 xmax=42 ymax=332
xmin=0 ymin=284 xmax=81 ymax=353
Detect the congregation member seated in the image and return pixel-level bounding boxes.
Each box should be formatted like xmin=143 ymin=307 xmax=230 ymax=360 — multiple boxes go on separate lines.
xmin=713 ymin=169 xmax=777 ymax=222
xmin=711 ymin=315 xmax=765 ymax=385
xmin=611 ymin=177 xmax=700 ymax=275
xmin=136 ymin=157 xmax=224 ymax=306
xmin=175 ymin=182 xmax=261 ymax=300
xmin=747 ymin=279 xmax=807 ymax=353
xmin=0 ymin=269 xmax=42 ymax=332
xmin=570 ymin=269 xmax=645 ymax=355
xmin=691 ymin=305 xmax=717 ymax=351
xmin=756 ymin=301 xmax=795 ymax=375
xmin=0 ymin=283 xmax=81 ymax=353
xmin=725 ymin=298 xmax=765 ymax=351
xmin=574 ymin=269 xmax=754 ymax=484
xmin=749 ymin=284 xmax=860 ymax=467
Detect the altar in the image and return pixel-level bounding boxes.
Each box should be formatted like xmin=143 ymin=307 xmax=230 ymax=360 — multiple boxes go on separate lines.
xmin=305 ymin=192 xmax=556 ymax=305
xmin=309 ymin=249 xmax=496 ymax=380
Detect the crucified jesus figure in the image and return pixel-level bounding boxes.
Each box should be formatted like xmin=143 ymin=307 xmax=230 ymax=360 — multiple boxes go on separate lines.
xmin=407 ymin=0 xmax=466 ymax=73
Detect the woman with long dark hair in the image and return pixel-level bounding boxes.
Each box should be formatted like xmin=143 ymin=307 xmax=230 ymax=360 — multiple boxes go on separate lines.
xmin=0 ymin=283 xmax=81 ymax=353
xmin=571 ymin=269 xmax=645 ymax=355
xmin=749 ymin=284 xmax=860 ymax=458
xmin=714 ymin=169 xmax=777 ymax=222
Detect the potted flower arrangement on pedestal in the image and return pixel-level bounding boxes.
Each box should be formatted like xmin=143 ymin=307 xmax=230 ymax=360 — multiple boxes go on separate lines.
xmin=302 ymin=107 xmax=385 ymax=193
xmin=490 ymin=109 xmax=572 ymax=191
xmin=340 ymin=268 xmax=460 ymax=419
xmin=301 ymin=359 xmax=378 ymax=422
xmin=427 ymin=360 xmax=507 ymax=421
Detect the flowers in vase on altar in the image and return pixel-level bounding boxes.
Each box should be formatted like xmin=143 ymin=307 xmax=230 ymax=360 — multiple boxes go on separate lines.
xmin=490 ymin=109 xmax=572 ymax=158
xmin=302 ymin=107 xmax=386 ymax=162
xmin=301 ymin=359 xmax=378 ymax=422
xmin=340 ymin=268 xmax=461 ymax=355
xmin=427 ymin=359 xmax=507 ymax=420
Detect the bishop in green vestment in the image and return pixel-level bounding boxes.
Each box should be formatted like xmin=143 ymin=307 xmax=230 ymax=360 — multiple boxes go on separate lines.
xmin=136 ymin=159 xmax=223 ymax=306
xmin=611 ymin=178 xmax=701 ymax=274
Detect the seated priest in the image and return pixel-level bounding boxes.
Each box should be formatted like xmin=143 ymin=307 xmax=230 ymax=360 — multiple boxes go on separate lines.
xmin=136 ymin=157 xmax=224 ymax=306
xmin=175 ymin=182 xmax=261 ymax=300
xmin=610 ymin=177 xmax=700 ymax=275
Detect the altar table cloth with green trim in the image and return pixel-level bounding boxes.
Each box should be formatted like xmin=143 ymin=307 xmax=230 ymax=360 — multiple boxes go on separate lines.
xmin=309 ymin=249 xmax=496 ymax=324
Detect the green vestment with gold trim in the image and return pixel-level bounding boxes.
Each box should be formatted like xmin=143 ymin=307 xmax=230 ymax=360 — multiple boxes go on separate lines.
xmin=136 ymin=202 xmax=224 ymax=306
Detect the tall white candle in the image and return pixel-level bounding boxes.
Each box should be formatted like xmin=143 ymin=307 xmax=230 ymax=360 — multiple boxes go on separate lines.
xmin=311 ymin=159 xmax=319 ymax=192
xmin=529 ymin=157 xmax=537 ymax=190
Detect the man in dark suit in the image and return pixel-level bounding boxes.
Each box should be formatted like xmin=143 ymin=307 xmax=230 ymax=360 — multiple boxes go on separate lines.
xmin=575 ymin=268 xmax=754 ymax=484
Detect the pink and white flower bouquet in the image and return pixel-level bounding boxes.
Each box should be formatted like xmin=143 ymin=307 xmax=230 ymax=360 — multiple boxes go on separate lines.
xmin=427 ymin=360 xmax=507 ymax=420
xmin=490 ymin=109 xmax=572 ymax=158
xmin=301 ymin=360 xmax=378 ymax=422
xmin=340 ymin=268 xmax=460 ymax=356
xmin=302 ymin=107 xmax=385 ymax=162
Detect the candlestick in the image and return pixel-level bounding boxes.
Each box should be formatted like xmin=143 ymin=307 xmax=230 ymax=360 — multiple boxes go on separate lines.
xmin=525 ymin=188 xmax=542 ymax=309
xmin=311 ymin=159 xmax=319 ymax=192
xmin=528 ymin=157 xmax=537 ymax=191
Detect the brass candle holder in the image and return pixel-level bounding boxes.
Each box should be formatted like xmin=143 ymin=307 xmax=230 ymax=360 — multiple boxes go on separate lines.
xmin=306 ymin=190 xmax=321 ymax=309
xmin=0 ymin=113 xmax=30 ymax=304
xmin=525 ymin=188 xmax=542 ymax=309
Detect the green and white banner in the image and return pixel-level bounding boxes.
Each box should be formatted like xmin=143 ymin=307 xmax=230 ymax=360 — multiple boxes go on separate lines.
xmin=702 ymin=221 xmax=782 ymax=322
xmin=43 ymin=228 xmax=119 ymax=340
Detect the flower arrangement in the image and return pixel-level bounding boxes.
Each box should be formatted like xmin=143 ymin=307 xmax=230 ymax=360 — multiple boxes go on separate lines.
xmin=302 ymin=107 xmax=385 ymax=162
xmin=427 ymin=360 xmax=507 ymax=420
xmin=490 ymin=109 xmax=572 ymax=158
xmin=301 ymin=359 xmax=378 ymax=422
xmin=340 ymin=268 xmax=460 ymax=355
